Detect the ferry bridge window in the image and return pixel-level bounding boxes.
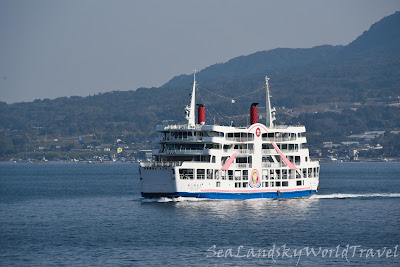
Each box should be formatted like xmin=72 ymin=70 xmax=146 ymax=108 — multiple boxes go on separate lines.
xmin=236 ymin=157 xmax=249 ymax=164
xmin=179 ymin=169 xmax=194 ymax=179
xmin=262 ymin=169 xmax=268 ymax=180
xmin=262 ymin=156 xmax=274 ymax=163
xmin=207 ymin=169 xmax=213 ymax=179
xmin=214 ymin=170 xmax=219 ymax=180
xmin=262 ymin=144 xmax=274 ymax=149
xmin=275 ymin=170 xmax=281 ymax=179
xmin=282 ymin=170 xmax=288 ymax=179
xmin=262 ymin=133 xmax=272 ymax=139
xmin=220 ymin=170 xmax=226 ymax=180
xmin=242 ymin=170 xmax=248 ymax=180
xmin=228 ymin=170 xmax=234 ymax=180
xmin=234 ymin=170 xmax=241 ymax=180
xmin=203 ymin=131 xmax=224 ymax=137
xmin=197 ymin=169 xmax=205 ymax=180
xmin=203 ymin=131 xmax=211 ymax=137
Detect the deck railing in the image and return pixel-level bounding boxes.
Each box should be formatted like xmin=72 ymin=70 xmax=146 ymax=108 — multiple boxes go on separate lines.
xmin=140 ymin=161 xmax=183 ymax=167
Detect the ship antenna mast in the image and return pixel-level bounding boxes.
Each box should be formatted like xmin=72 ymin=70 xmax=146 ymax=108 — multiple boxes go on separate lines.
xmin=185 ymin=71 xmax=196 ymax=128
xmin=265 ymin=76 xmax=275 ymax=128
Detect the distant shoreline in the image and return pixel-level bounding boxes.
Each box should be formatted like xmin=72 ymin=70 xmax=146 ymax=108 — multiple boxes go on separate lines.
xmin=0 ymin=160 xmax=139 ymax=164
xmin=1 ymin=159 xmax=398 ymax=164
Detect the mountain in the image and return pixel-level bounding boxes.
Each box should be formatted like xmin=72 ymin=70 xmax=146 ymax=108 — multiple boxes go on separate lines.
xmin=160 ymin=11 xmax=400 ymax=111
xmin=163 ymin=45 xmax=343 ymax=87
xmin=1 ymin=11 xmax=400 ymax=158
xmin=340 ymin=11 xmax=400 ymax=58
xmin=164 ymin=11 xmax=400 ymax=87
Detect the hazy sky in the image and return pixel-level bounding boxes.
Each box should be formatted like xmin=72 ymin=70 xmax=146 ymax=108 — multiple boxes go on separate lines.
xmin=1 ymin=0 xmax=399 ymax=103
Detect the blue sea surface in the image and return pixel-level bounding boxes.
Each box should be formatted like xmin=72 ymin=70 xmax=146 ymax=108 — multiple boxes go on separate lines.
xmin=1 ymin=162 xmax=399 ymax=266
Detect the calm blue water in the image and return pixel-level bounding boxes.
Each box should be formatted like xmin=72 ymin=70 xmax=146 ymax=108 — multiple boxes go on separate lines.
xmin=1 ymin=162 xmax=399 ymax=266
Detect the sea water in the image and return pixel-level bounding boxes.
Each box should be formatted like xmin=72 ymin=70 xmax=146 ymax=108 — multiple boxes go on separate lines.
xmin=1 ymin=162 xmax=399 ymax=266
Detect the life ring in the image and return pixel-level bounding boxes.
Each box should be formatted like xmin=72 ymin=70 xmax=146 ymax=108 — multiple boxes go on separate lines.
xmin=277 ymin=190 xmax=280 ymax=196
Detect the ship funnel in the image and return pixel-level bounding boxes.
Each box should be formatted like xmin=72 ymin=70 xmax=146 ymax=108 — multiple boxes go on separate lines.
xmin=250 ymin=103 xmax=259 ymax=125
xmin=197 ymin=104 xmax=205 ymax=125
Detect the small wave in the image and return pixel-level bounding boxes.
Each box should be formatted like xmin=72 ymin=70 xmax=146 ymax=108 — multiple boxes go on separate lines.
xmin=311 ymin=193 xmax=400 ymax=199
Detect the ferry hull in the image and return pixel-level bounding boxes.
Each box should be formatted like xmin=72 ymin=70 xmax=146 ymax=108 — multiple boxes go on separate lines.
xmin=141 ymin=190 xmax=316 ymax=199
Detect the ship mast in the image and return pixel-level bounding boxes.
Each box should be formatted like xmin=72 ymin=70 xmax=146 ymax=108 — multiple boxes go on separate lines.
xmin=265 ymin=76 xmax=275 ymax=128
xmin=185 ymin=71 xmax=196 ymax=128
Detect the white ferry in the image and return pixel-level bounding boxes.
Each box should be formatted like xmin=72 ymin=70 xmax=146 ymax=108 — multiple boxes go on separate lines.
xmin=139 ymin=74 xmax=319 ymax=199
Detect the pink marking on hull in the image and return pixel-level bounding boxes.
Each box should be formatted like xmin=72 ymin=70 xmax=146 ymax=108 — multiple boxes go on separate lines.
xmin=271 ymin=142 xmax=297 ymax=170
xmin=220 ymin=153 xmax=237 ymax=170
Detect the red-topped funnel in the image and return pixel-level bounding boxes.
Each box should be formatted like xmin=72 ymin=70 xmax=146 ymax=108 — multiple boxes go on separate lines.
xmin=250 ymin=103 xmax=259 ymax=125
xmin=197 ymin=104 xmax=205 ymax=125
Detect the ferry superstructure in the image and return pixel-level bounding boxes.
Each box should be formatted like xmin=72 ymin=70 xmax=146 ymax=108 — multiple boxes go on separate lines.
xmin=139 ymin=74 xmax=319 ymax=199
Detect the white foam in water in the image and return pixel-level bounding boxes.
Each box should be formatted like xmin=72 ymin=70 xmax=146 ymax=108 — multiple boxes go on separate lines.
xmin=139 ymin=193 xmax=400 ymax=202
xmin=310 ymin=193 xmax=400 ymax=199
xmin=140 ymin=197 xmax=211 ymax=203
